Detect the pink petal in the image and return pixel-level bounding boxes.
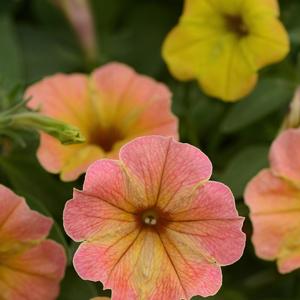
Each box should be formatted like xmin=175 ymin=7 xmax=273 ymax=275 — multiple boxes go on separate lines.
xmin=278 ymin=252 xmax=300 ymax=274
xmin=0 ymin=185 xmax=52 ymax=243
xmin=153 ymin=230 xmax=223 ymax=299
xmin=119 ymin=136 xmax=212 ymax=208
xmin=0 ymin=240 xmax=66 ymax=300
xmin=73 ymin=230 xmax=140 ymax=299
xmin=245 ymin=169 xmax=300 ymax=261
xmin=90 ymin=63 xmax=178 ymax=139
xmin=74 ymin=228 xmax=221 ymax=300
xmin=26 ymin=73 xmax=94 ymax=131
xmin=165 ymin=181 xmax=245 ymax=265
xmin=82 ymin=159 xmax=136 ymax=211
xmin=269 ymin=128 xmax=300 ymax=182
xmin=64 ymin=189 xmax=136 ymax=242
xmin=26 ymin=73 xmax=99 ymax=179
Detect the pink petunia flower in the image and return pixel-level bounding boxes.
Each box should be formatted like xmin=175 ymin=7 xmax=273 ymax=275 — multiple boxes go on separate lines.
xmin=245 ymin=128 xmax=300 ymax=273
xmin=63 ymin=136 xmax=245 ymax=299
xmin=26 ymin=63 xmax=178 ymax=181
xmin=0 ymin=185 xmax=66 ymax=300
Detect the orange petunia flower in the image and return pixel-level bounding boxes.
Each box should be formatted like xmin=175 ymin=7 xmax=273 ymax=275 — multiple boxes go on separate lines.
xmin=26 ymin=63 xmax=178 ymax=181
xmin=0 ymin=185 xmax=66 ymax=299
xmin=245 ymin=128 xmax=300 ymax=273
xmin=64 ymin=136 xmax=245 ymax=299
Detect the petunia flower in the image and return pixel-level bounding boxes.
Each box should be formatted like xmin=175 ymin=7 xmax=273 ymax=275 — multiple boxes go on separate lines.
xmin=0 ymin=184 xmax=66 ymax=299
xmin=63 ymin=135 xmax=245 ymax=299
xmin=26 ymin=63 xmax=178 ymax=181
xmin=245 ymin=128 xmax=300 ymax=273
xmin=162 ymin=0 xmax=290 ymax=101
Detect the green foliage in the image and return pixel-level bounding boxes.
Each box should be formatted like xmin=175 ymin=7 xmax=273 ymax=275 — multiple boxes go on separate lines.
xmin=0 ymin=14 xmax=23 ymax=82
xmin=0 ymin=0 xmax=300 ymax=299
xmin=221 ymin=79 xmax=296 ymax=133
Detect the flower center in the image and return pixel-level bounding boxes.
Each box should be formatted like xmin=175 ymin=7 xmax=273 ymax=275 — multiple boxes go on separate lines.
xmin=142 ymin=209 xmax=159 ymax=226
xmin=89 ymin=126 xmax=124 ymax=152
xmin=224 ymin=14 xmax=249 ymax=37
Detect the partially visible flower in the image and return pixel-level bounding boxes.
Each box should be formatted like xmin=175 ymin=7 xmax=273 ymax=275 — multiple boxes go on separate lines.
xmin=53 ymin=0 xmax=98 ymax=62
xmin=64 ymin=136 xmax=245 ymax=300
xmin=26 ymin=63 xmax=178 ymax=181
xmin=90 ymin=298 xmax=110 ymax=300
xmin=245 ymin=129 xmax=300 ymax=273
xmin=281 ymin=87 xmax=300 ymax=131
xmin=162 ymin=0 xmax=290 ymax=101
xmin=0 ymin=185 xmax=66 ymax=299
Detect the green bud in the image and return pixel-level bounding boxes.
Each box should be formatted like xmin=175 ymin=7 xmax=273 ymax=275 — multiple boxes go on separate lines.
xmin=1 ymin=112 xmax=85 ymax=145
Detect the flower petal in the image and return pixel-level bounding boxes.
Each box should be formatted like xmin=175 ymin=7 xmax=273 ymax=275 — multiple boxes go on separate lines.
xmin=276 ymin=226 xmax=300 ymax=273
xmin=64 ymin=189 xmax=136 ymax=242
xmin=269 ymin=129 xmax=300 ymax=183
xmin=60 ymin=145 xmax=104 ymax=181
xmin=162 ymin=23 xmax=223 ymax=81
xmin=154 ymin=229 xmax=222 ymax=298
xmin=90 ymin=63 xmax=178 ymax=138
xmin=244 ymin=0 xmax=280 ymax=17
xmin=26 ymin=73 xmax=94 ymax=133
xmin=245 ymin=169 xmax=300 ymax=261
xmin=82 ymin=159 xmax=137 ymax=211
xmin=73 ymin=228 xmax=141 ymax=298
xmin=0 ymin=185 xmax=52 ymax=244
xmin=241 ymin=17 xmax=289 ymax=69
xmin=119 ymin=136 xmax=212 ymax=208
xmin=74 ymin=228 xmax=221 ymax=300
xmin=164 ymin=181 xmax=245 ymax=265
xmin=0 ymin=240 xmax=66 ymax=300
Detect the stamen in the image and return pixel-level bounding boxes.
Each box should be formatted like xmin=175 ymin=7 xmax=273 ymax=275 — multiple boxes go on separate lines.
xmin=225 ymin=15 xmax=249 ymax=37
xmin=142 ymin=209 xmax=158 ymax=226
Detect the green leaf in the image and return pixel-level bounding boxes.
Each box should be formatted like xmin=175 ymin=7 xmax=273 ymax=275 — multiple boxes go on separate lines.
xmin=219 ymin=145 xmax=269 ymax=198
xmin=0 ymin=136 xmax=73 ymax=218
xmin=221 ymin=79 xmax=296 ymax=133
xmin=17 ymin=25 xmax=81 ymax=83
xmin=58 ymin=266 xmax=100 ymax=300
xmin=0 ymin=14 xmax=24 ymax=82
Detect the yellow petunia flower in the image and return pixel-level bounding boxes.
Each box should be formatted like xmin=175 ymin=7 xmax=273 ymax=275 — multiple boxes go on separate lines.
xmin=162 ymin=0 xmax=290 ymax=102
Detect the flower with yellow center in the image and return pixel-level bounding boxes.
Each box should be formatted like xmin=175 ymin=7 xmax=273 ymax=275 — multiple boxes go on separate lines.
xmin=162 ymin=0 xmax=290 ymax=101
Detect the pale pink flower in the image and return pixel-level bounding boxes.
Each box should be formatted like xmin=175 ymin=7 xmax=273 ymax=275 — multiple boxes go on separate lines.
xmin=0 ymin=185 xmax=66 ymax=299
xmin=64 ymin=136 xmax=245 ymax=300
xmin=245 ymin=128 xmax=300 ymax=273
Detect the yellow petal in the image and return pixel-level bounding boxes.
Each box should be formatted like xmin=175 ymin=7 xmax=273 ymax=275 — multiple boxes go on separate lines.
xmin=242 ymin=16 xmax=290 ymax=69
xmin=196 ymin=35 xmax=257 ymax=101
xmin=244 ymin=0 xmax=280 ymax=17
xmin=60 ymin=145 xmax=104 ymax=181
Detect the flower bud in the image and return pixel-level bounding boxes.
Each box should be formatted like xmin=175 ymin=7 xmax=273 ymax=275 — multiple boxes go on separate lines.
xmin=5 ymin=112 xmax=85 ymax=145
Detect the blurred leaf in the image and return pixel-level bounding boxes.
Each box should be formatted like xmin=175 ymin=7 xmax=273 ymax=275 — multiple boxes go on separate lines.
xmin=103 ymin=1 xmax=179 ymax=76
xmin=0 ymin=14 xmax=24 ymax=82
xmin=221 ymin=79 xmax=295 ymax=133
xmin=58 ymin=266 xmax=100 ymax=300
xmin=90 ymin=0 xmax=132 ymax=32
xmin=17 ymin=25 xmax=81 ymax=83
xmin=0 ymin=136 xmax=73 ymax=218
xmin=219 ymin=146 xmax=269 ymax=198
